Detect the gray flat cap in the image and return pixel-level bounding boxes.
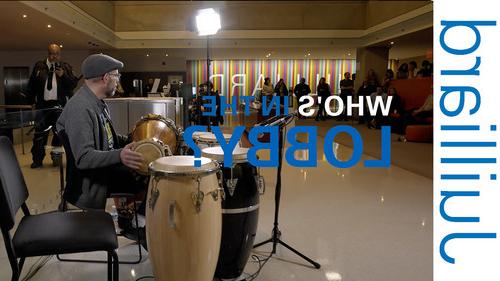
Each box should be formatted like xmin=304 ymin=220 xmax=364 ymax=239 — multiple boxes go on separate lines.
xmin=81 ymin=53 xmax=124 ymax=79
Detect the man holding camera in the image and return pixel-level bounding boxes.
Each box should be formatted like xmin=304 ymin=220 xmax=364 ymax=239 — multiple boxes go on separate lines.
xmin=28 ymin=43 xmax=78 ymax=168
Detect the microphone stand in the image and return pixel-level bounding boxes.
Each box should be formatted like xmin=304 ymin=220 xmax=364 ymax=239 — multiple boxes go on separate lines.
xmin=253 ymin=113 xmax=321 ymax=269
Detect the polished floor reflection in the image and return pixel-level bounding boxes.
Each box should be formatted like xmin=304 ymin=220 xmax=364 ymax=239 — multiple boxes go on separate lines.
xmin=0 ymin=119 xmax=432 ymax=281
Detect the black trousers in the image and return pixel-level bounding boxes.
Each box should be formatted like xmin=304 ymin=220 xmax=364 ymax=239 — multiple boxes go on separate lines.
xmin=338 ymin=94 xmax=349 ymax=120
xmin=107 ymin=164 xmax=149 ymax=215
xmin=296 ymin=95 xmax=306 ymax=118
xmin=315 ymin=96 xmax=328 ymax=120
xmin=31 ymin=101 xmax=62 ymax=164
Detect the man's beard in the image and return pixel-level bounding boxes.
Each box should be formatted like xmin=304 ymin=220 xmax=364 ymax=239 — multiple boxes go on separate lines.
xmin=105 ymin=87 xmax=116 ymax=97
xmin=105 ymin=82 xmax=116 ymax=97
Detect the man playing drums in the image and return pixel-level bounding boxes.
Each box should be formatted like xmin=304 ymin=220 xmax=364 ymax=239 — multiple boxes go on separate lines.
xmin=56 ymin=54 xmax=147 ymax=245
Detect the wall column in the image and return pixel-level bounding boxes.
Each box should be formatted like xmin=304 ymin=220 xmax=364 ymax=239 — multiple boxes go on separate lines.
xmin=354 ymin=46 xmax=390 ymax=89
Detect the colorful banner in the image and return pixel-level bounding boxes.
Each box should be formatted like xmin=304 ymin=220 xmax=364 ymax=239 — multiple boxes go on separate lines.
xmin=187 ymin=59 xmax=356 ymax=103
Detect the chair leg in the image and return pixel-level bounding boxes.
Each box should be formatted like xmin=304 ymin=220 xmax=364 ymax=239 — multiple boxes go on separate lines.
xmin=133 ymin=200 xmax=144 ymax=262
xmin=11 ymin=271 xmax=19 ymax=281
xmin=2 ymin=229 xmax=20 ymax=281
xmin=18 ymin=258 xmax=25 ymax=274
xmin=107 ymin=252 xmax=112 ymax=281
xmin=112 ymin=250 xmax=119 ymax=281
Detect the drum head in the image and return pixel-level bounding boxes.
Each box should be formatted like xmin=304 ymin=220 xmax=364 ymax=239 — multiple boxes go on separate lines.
xmin=150 ymin=155 xmax=219 ymax=176
xmin=196 ymin=132 xmax=232 ymax=143
xmin=134 ymin=140 xmax=165 ymax=175
xmin=202 ymin=146 xmax=248 ymax=163
xmin=131 ymin=114 xmax=179 ymax=153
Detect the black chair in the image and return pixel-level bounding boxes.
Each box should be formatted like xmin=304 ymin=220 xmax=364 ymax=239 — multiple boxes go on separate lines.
xmin=56 ymin=129 xmax=144 ymax=264
xmin=0 ymin=136 xmax=119 ymax=281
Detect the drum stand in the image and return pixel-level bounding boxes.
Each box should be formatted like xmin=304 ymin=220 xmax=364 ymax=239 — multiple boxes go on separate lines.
xmin=253 ymin=114 xmax=321 ymax=269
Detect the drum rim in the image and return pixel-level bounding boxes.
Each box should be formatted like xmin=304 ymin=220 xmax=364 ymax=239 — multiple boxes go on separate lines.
xmin=201 ymin=146 xmax=248 ymax=164
xmin=135 ymin=138 xmax=166 ymax=150
xmin=148 ymin=158 xmax=220 ymax=177
xmin=134 ymin=139 xmax=166 ymax=174
xmin=130 ymin=114 xmax=181 ymax=152
xmin=193 ymin=132 xmax=232 ymax=143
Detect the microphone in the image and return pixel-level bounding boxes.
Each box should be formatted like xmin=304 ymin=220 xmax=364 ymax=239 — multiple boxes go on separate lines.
xmin=255 ymin=112 xmax=297 ymax=127
xmin=268 ymin=112 xmax=296 ymax=127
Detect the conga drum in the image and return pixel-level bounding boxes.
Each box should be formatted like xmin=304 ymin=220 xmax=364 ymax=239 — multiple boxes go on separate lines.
xmin=133 ymin=139 xmax=165 ymax=175
xmin=147 ymin=156 xmax=223 ymax=281
xmin=193 ymin=131 xmax=234 ymax=149
xmin=131 ymin=113 xmax=180 ymax=154
xmin=202 ymin=146 xmax=260 ymax=279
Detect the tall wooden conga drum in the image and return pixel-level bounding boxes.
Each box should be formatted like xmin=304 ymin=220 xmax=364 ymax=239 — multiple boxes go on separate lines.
xmin=147 ymin=156 xmax=223 ymax=281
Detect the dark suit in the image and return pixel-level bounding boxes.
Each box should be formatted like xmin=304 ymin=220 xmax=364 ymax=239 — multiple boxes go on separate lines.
xmin=27 ymin=60 xmax=78 ymax=165
xmin=315 ymin=83 xmax=331 ymax=120
xmin=293 ymin=83 xmax=311 ymax=118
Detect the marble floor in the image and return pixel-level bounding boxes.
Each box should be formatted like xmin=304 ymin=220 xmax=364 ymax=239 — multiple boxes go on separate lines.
xmin=0 ymin=119 xmax=432 ymax=281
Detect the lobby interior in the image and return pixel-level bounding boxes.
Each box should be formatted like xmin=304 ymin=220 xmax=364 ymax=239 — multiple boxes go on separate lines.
xmin=0 ymin=1 xmax=433 ymax=281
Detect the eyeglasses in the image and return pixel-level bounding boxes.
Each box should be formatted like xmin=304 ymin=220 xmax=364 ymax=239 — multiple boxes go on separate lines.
xmin=107 ymin=73 xmax=121 ymax=79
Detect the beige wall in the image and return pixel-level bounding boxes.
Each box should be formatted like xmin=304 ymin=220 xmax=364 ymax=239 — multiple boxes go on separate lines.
xmin=366 ymin=1 xmax=430 ymax=27
xmin=104 ymin=50 xmax=187 ymax=72
xmin=355 ymin=46 xmax=389 ymax=88
xmin=87 ymin=1 xmax=431 ymax=32
xmin=72 ymin=1 xmax=115 ymax=30
xmin=114 ymin=2 xmax=367 ymax=31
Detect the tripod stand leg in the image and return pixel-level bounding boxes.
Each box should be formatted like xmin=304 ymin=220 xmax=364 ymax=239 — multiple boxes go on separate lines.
xmin=277 ymin=239 xmax=321 ymax=269
xmin=251 ymin=119 xmax=321 ymax=270
xmin=253 ymin=237 xmax=273 ymax=249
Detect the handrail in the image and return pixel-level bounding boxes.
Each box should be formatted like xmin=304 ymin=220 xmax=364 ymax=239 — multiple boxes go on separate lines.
xmin=0 ymin=104 xmax=34 ymax=154
xmin=0 ymin=105 xmax=34 ymax=110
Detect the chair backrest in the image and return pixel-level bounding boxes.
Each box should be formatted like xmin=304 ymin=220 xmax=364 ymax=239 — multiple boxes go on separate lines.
xmin=0 ymin=136 xmax=29 ymax=230
xmin=57 ymin=129 xmax=77 ymax=175
xmin=57 ymin=129 xmax=84 ymax=207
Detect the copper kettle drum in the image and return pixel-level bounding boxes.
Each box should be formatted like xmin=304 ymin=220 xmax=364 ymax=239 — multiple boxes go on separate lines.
xmin=131 ymin=114 xmax=180 ymax=154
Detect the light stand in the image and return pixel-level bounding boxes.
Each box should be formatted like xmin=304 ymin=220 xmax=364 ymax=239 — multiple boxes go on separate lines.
xmin=206 ymin=35 xmax=212 ymax=132
xmin=196 ymin=8 xmax=221 ymax=132
xmin=253 ymin=113 xmax=321 ymax=269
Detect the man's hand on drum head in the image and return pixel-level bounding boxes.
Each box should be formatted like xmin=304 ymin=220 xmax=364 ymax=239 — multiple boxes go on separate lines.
xmin=120 ymin=142 xmax=144 ymax=170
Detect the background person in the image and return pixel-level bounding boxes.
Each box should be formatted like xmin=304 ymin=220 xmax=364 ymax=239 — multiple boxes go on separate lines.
xmin=27 ymin=43 xmax=78 ymax=168
xmin=339 ymin=72 xmax=354 ymax=121
xmin=315 ymin=77 xmax=331 ymax=121
xmin=293 ymin=78 xmax=311 ymax=119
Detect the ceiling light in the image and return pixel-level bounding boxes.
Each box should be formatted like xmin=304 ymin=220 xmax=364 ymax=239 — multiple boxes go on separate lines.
xmin=390 ymin=41 xmax=394 ymax=45
xmin=146 ymin=54 xmax=150 ymax=57
xmin=47 ymin=24 xmax=52 ymax=28
xmin=196 ymin=8 xmax=221 ymax=36
xmin=22 ymin=14 xmax=27 ymax=18
xmin=307 ymin=53 xmax=311 ymax=56
xmin=59 ymin=45 xmax=63 ymax=48
xmin=165 ymin=53 xmax=169 ymax=57
xmin=347 ymin=53 xmax=351 ymax=56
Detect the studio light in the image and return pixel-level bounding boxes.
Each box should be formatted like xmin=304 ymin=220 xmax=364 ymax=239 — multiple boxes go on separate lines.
xmin=196 ymin=8 xmax=221 ymax=36
xmin=194 ymin=8 xmax=221 ymax=131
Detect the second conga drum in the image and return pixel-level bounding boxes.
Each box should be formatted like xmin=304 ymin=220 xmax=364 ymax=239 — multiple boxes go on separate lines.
xmin=193 ymin=131 xmax=234 ymax=149
xmin=147 ymin=156 xmax=223 ymax=281
xmin=202 ymin=146 xmax=260 ymax=279
xmin=133 ymin=139 xmax=165 ymax=175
